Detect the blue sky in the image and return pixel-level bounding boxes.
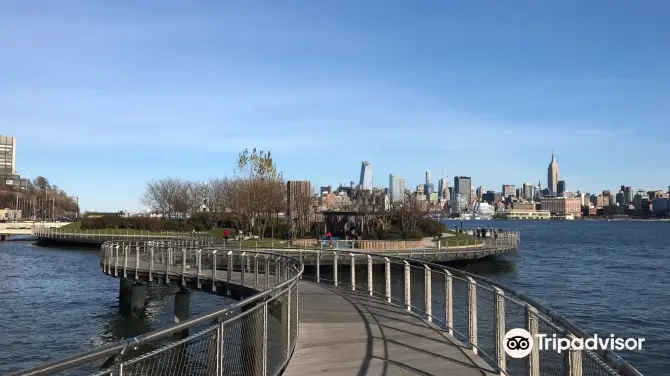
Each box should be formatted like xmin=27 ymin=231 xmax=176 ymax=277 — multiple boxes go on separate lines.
xmin=1 ymin=1 xmax=669 ymax=211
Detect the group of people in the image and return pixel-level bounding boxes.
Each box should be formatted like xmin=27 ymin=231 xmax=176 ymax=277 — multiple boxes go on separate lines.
xmin=475 ymin=227 xmax=505 ymax=239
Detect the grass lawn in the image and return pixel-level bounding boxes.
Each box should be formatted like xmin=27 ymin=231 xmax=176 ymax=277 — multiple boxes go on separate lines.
xmin=440 ymin=230 xmax=483 ymax=247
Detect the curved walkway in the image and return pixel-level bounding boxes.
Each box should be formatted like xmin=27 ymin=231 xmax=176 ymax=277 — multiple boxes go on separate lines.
xmin=285 ymin=281 xmax=495 ymax=375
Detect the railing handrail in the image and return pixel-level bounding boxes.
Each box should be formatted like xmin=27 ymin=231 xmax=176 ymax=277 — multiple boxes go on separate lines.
xmin=9 ymin=242 xmax=303 ymax=376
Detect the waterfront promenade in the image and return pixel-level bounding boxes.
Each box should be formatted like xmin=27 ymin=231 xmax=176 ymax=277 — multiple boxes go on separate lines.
xmin=9 ymin=235 xmax=643 ymax=376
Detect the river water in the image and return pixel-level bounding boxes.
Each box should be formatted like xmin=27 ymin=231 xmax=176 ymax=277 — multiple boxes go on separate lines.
xmin=0 ymin=220 xmax=667 ymax=375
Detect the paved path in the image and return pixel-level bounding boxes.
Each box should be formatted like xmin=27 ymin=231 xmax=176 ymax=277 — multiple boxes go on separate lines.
xmin=284 ymin=281 xmax=496 ymax=376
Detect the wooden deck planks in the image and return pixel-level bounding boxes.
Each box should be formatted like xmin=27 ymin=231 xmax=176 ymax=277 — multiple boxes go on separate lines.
xmin=284 ymin=281 xmax=497 ymax=376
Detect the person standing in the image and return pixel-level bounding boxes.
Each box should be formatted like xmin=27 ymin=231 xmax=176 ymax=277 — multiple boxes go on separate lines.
xmin=223 ymin=228 xmax=229 ymax=246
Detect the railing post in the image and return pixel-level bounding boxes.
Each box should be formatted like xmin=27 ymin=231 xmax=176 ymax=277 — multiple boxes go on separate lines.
xmin=287 ymin=284 xmax=292 ymax=356
xmin=404 ymin=260 xmax=411 ymax=311
xmin=181 ymin=248 xmax=187 ymax=286
xmin=149 ymin=246 xmax=154 ymax=282
xmin=350 ymin=253 xmax=356 ymax=291
xmin=385 ymin=257 xmax=391 ymax=303
xmin=241 ymin=252 xmax=247 ymax=285
xmin=424 ymin=265 xmax=432 ymax=322
xmin=135 ymin=244 xmax=140 ymax=280
xmin=564 ymin=333 xmax=583 ymax=376
xmin=196 ymin=249 xmax=202 ymax=289
xmin=525 ymin=305 xmax=540 ymax=376
xmin=493 ymin=287 xmax=506 ymax=375
xmin=275 ymin=256 xmax=280 ymax=285
xmin=265 ymin=255 xmax=270 ymax=290
xmin=466 ymin=276 xmax=478 ymax=354
xmin=166 ymin=247 xmax=171 ymax=283
xmin=254 ymin=254 xmax=259 ymax=288
xmin=444 ymin=269 xmax=453 ymax=335
xmin=333 ymin=251 xmax=338 ymax=287
xmin=316 ymin=249 xmax=321 ymax=283
xmin=262 ymin=302 xmax=268 ymax=376
xmin=122 ymin=243 xmax=128 ymax=279
xmin=367 ymin=255 xmax=373 ymax=296
xmin=212 ymin=250 xmax=217 ymax=292
xmin=227 ymin=251 xmax=233 ymax=295
xmin=215 ymin=322 xmax=223 ymax=376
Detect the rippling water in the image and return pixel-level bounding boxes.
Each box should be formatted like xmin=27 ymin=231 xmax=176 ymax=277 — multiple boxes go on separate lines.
xmin=0 ymin=221 xmax=667 ymax=375
xmin=444 ymin=220 xmax=669 ymax=376
xmin=0 ymin=240 xmax=236 ymax=375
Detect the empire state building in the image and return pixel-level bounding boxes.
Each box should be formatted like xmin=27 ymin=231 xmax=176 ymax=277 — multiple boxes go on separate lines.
xmin=547 ymin=151 xmax=560 ymax=195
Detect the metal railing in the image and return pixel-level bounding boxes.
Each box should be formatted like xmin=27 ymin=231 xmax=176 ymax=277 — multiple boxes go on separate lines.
xmin=11 ymin=240 xmax=302 ymax=376
xmin=12 ymin=230 xmax=643 ymax=376
xmin=33 ymin=227 xmax=213 ymax=242
xmin=292 ymin=246 xmax=643 ymax=376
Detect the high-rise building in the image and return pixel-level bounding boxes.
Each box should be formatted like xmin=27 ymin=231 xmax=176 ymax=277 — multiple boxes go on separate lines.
xmin=438 ymin=177 xmax=449 ymax=199
xmin=359 ymin=161 xmax=373 ymax=191
xmin=557 ymin=180 xmax=566 ymax=197
xmin=522 ymin=183 xmax=533 ymax=201
xmin=425 ymin=170 xmax=431 ymax=185
xmin=516 ymin=187 xmax=524 ymax=200
xmin=389 ymin=174 xmax=404 ymax=202
xmin=0 ymin=135 xmax=16 ymax=175
xmin=616 ymin=191 xmax=625 ymax=205
xmin=502 ymin=185 xmax=515 ymax=198
xmin=454 ymin=176 xmax=472 ymax=204
xmin=424 ymin=183 xmax=434 ymax=197
xmin=475 ymin=186 xmax=484 ymax=201
xmin=547 ymin=151 xmax=560 ymax=195
xmin=621 ymin=186 xmax=633 ymax=204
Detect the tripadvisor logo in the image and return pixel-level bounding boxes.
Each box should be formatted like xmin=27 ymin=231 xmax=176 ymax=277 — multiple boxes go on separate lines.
xmin=503 ymin=328 xmax=645 ymax=358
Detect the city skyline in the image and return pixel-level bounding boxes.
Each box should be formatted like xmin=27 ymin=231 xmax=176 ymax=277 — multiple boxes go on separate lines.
xmin=2 ymin=2 xmax=669 ymax=211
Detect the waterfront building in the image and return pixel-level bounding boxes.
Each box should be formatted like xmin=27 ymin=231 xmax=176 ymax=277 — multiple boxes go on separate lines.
xmin=482 ymin=190 xmax=495 ymax=205
xmin=358 ymin=161 xmax=373 ymax=191
xmin=653 ymin=198 xmax=669 ymax=216
xmin=437 ymin=177 xmax=449 ymax=199
xmin=497 ymin=209 xmax=551 ymax=220
xmin=522 ymin=183 xmax=533 ymax=201
xmin=450 ymin=193 xmax=468 ymax=214
xmin=0 ymin=134 xmax=16 ymax=175
xmin=602 ymin=190 xmax=613 ymax=206
xmin=621 ymin=185 xmax=633 ymax=204
xmin=540 ymin=197 xmax=582 ymax=217
xmin=547 ymin=151 xmax=560 ymax=195
xmin=557 ymin=180 xmax=566 ymax=196
xmin=454 ymin=176 xmax=472 ymax=204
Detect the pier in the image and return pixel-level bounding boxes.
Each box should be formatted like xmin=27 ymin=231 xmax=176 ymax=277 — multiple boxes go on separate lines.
xmin=9 ymin=235 xmax=643 ymax=376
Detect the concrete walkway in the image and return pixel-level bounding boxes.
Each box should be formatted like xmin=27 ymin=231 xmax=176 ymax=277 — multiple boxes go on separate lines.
xmin=284 ymin=281 xmax=496 ymax=376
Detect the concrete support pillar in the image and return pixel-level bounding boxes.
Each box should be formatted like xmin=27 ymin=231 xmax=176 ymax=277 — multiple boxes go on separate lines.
xmin=174 ymin=288 xmax=190 ymax=339
xmin=119 ymin=280 xmax=146 ymax=317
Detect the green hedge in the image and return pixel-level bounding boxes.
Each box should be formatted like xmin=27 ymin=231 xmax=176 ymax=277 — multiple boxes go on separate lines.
xmin=80 ymin=212 xmax=238 ymax=232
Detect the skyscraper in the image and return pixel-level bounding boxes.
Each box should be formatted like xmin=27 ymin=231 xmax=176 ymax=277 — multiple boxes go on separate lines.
xmin=425 ymin=170 xmax=431 ymax=185
xmin=547 ymin=151 xmax=560 ymax=195
xmin=454 ymin=176 xmax=472 ymax=204
xmin=475 ymin=186 xmax=484 ymax=201
xmin=523 ymin=182 xmax=533 ymax=201
xmin=557 ymin=180 xmax=566 ymax=196
xmin=389 ymin=173 xmax=404 ymax=202
xmin=438 ymin=177 xmax=449 ymax=199
xmin=359 ymin=161 xmax=373 ymax=191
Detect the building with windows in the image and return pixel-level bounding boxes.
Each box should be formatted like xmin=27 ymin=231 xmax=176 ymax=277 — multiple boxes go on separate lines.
xmin=502 ymin=185 xmax=515 ymax=198
xmin=454 ymin=176 xmax=472 ymax=204
xmin=358 ymin=161 xmax=373 ymax=191
xmin=540 ymin=197 xmax=582 ymax=217
xmin=0 ymin=135 xmax=16 ymax=175
xmin=557 ymin=180 xmax=566 ymax=196
xmin=547 ymin=151 xmax=559 ymax=195
xmin=389 ymin=173 xmax=405 ymax=202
